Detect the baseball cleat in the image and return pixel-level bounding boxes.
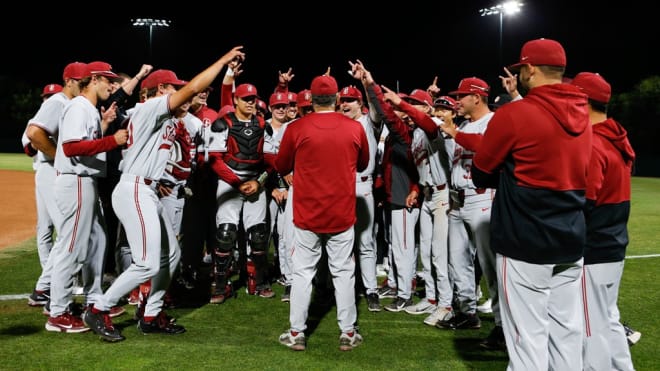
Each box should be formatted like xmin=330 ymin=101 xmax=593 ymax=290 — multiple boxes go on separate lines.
xmin=45 ymin=313 xmax=90 ymax=333
xmin=28 ymin=290 xmax=50 ymax=307
xmin=366 ymin=293 xmax=381 ymax=312
xmin=137 ymin=311 xmax=185 ymax=335
xmin=339 ymin=330 xmax=363 ymax=351
xmin=83 ymin=309 xmax=125 ymax=342
xmin=384 ymin=297 xmax=413 ymax=312
xmin=279 ymin=330 xmax=306 ymax=351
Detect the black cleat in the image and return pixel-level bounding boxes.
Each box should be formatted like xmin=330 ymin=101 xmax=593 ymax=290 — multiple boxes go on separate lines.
xmin=137 ymin=312 xmax=185 ymax=335
xmin=83 ymin=309 xmax=125 ymax=342
xmin=480 ymin=325 xmax=506 ymax=350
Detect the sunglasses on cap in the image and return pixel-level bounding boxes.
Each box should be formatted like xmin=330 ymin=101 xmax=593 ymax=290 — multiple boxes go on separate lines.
xmin=240 ymin=96 xmax=257 ymax=103
xmin=434 ymin=98 xmax=455 ymax=108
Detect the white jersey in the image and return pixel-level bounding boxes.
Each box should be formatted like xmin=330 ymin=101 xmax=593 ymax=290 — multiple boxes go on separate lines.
xmin=263 ymin=118 xmax=284 ymax=156
xmin=411 ymin=116 xmax=454 ymax=187
xmin=162 ymin=112 xmax=201 ymax=185
xmin=356 ymin=114 xmax=378 ymax=180
xmin=119 ymin=95 xmax=176 ymax=180
xmin=450 ymin=112 xmax=494 ymax=198
xmin=28 ymin=92 xmax=70 ymax=164
xmin=54 ymin=95 xmax=106 ymax=177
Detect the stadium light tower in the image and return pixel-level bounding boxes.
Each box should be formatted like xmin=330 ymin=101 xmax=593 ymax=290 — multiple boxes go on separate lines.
xmin=479 ymin=1 xmax=523 ymax=67
xmin=132 ymin=18 xmax=171 ymax=62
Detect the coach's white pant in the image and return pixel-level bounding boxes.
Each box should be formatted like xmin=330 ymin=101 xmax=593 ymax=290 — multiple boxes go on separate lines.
xmin=498 ymin=254 xmax=584 ymax=371
xmin=581 ymin=261 xmax=635 ymax=371
xmin=289 ymin=226 xmax=357 ymax=334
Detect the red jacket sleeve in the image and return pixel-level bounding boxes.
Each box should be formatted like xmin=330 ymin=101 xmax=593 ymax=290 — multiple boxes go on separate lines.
xmin=209 ymin=152 xmax=242 ymax=187
xmin=220 ymin=84 xmax=233 ymax=109
xmin=455 ymin=131 xmax=484 ymax=152
xmin=398 ymin=100 xmax=439 ymax=140
xmin=62 ymin=136 xmax=118 ymax=157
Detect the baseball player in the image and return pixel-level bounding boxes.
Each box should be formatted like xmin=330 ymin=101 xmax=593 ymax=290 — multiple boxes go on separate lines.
xmin=83 ymin=46 xmax=245 ymax=342
xmin=24 ymin=73 xmax=84 ymax=309
xmin=207 ymin=81 xmax=275 ymax=302
xmin=433 ymin=77 xmax=497 ymax=337
xmin=276 ymin=74 xmax=369 ymax=351
xmin=571 ymin=72 xmax=636 ymax=370
xmin=393 ymin=90 xmax=456 ymax=326
xmin=159 ymin=100 xmax=201 ymax=238
xmin=273 ymin=88 xmax=313 ymax=303
xmin=370 ymin=80 xmax=421 ymax=313
xmin=263 ymin=90 xmax=291 ymax=300
xmin=471 ymin=38 xmax=592 ymax=370
xmin=178 ymin=87 xmax=219 ymax=291
xmin=343 ymin=62 xmax=384 ymax=312
xmin=46 ymin=61 xmax=126 ymax=333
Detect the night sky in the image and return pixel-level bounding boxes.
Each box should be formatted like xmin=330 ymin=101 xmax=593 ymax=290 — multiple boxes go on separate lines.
xmin=2 ymin=1 xmax=657 ymax=108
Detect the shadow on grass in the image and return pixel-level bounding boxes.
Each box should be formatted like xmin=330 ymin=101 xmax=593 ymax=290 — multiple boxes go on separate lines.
xmin=0 ymin=325 xmax=42 ymax=336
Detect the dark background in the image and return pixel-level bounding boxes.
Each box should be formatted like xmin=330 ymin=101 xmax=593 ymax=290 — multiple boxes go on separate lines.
xmin=1 ymin=1 xmax=658 ymax=172
xmin=2 ymin=1 xmax=656 ymax=96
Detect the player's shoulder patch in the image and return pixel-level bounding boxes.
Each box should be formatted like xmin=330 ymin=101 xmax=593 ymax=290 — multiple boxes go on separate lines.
xmin=211 ymin=116 xmax=229 ymax=132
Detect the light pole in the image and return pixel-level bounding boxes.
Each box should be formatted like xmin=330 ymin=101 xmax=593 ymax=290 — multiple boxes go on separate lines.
xmin=479 ymin=1 xmax=523 ymax=67
xmin=132 ymin=18 xmax=171 ymax=62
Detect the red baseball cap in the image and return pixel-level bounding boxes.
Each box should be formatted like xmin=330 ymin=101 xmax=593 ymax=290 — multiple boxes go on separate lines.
xmin=509 ymin=38 xmax=566 ymax=70
xmin=571 ymin=72 xmax=611 ymax=104
xmin=141 ymin=69 xmax=188 ymax=89
xmin=235 ymin=83 xmax=258 ymax=98
xmin=339 ymin=86 xmax=363 ymax=100
xmin=269 ymin=92 xmax=289 ymax=107
xmin=256 ymin=99 xmax=268 ymax=114
xmin=297 ymin=89 xmax=312 ymax=108
xmin=449 ymin=77 xmax=490 ymax=97
xmin=41 ymin=83 xmax=63 ymax=97
xmin=218 ymin=104 xmax=236 ymax=118
xmin=310 ymin=75 xmax=338 ymax=96
xmin=433 ymin=96 xmax=457 ymax=111
xmin=287 ymin=91 xmax=297 ymax=104
xmin=86 ymin=61 xmax=122 ymax=81
xmin=405 ymin=89 xmax=433 ymax=105
xmin=62 ymin=62 xmax=87 ymax=80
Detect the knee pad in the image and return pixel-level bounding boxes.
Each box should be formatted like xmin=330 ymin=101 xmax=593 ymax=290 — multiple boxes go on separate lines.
xmin=216 ymin=223 xmax=237 ymax=253
xmin=248 ymin=223 xmax=269 ymax=253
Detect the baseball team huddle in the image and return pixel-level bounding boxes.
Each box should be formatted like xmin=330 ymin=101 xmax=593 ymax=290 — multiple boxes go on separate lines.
xmin=21 ymin=37 xmax=637 ymax=369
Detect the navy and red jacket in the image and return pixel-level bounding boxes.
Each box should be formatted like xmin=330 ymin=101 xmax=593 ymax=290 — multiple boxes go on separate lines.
xmin=371 ymin=84 xmax=420 ymax=208
xmin=584 ymin=118 xmax=635 ymax=264
xmin=472 ymin=83 xmax=592 ymax=264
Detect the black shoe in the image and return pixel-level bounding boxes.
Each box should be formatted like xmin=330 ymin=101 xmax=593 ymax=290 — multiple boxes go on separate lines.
xmin=28 ymin=290 xmax=50 ymax=306
xmin=366 ymin=293 xmax=381 ymax=312
xmin=177 ymin=266 xmax=198 ymax=290
xmin=384 ymin=297 xmax=413 ymax=312
xmin=437 ymin=311 xmax=481 ymax=329
xmin=480 ymin=325 xmax=506 ymax=350
xmin=137 ymin=312 xmax=185 ymax=335
xmin=83 ymin=309 xmax=125 ymax=342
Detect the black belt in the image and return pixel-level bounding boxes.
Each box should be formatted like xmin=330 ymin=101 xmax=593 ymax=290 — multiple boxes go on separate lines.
xmin=426 ymin=183 xmax=446 ymax=192
xmin=361 ymin=176 xmax=369 ymax=182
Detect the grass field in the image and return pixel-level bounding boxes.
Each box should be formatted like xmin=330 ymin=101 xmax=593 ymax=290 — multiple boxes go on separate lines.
xmin=0 ymin=154 xmax=657 ymax=370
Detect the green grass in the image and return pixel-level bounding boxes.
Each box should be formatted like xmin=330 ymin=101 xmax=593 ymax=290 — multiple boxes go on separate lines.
xmin=0 ymin=154 xmax=658 ymax=370
xmin=0 ymin=152 xmax=34 ymax=172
